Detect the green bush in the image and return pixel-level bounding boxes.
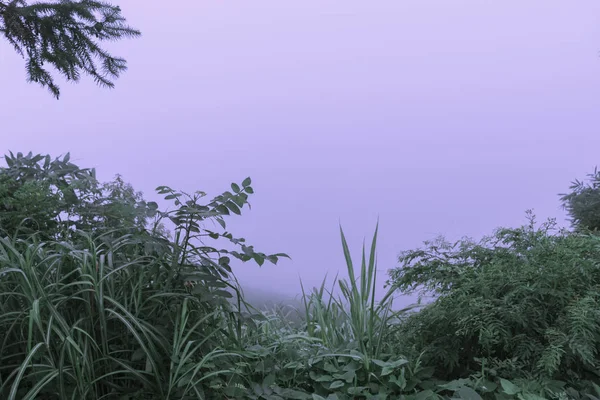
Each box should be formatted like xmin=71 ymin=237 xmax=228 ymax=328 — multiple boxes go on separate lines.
xmin=4 ymin=152 xmax=600 ymax=400
xmin=0 ymin=152 xmax=287 ymax=399
xmin=389 ymin=211 xmax=600 ymax=394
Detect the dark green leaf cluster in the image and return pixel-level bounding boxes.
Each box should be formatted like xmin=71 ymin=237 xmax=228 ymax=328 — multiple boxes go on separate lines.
xmin=388 ymin=212 xmax=600 ymax=389
xmin=0 ymin=0 xmax=139 ymax=98
xmin=0 ymin=151 xmax=290 ymax=399
xmin=560 ymin=167 xmax=600 ymax=232
xmin=0 ymin=151 xmax=163 ymax=243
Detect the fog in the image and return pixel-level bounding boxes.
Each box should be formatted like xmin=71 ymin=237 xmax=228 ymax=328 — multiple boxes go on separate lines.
xmin=2 ymin=0 xmax=600 ymax=308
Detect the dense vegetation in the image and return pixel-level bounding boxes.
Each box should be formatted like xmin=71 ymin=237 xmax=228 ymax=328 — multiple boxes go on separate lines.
xmin=1 ymin=151 xmax=600 ymax=399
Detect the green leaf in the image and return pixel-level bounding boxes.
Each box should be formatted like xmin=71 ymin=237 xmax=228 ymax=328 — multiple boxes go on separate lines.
xmin=335 ymin=370 xmax=355 ymax=383
xmin=219 ymin=256 xmax=231 ymax=265
xmin=274 ymin=388 xmax=310 ymax=399
xmin=242 ymin=177 xmax=252 ymax=187
xmin=216 ymin=205 xmax=230 ymax=215
xmin=225 ymin=201 xmax=241 ymax=215
xmin=457 ymin=387 xmax=483 ymax=400
xmin=263 ymin=373 xmax=276 ymax=387
xmin=500 ymin=379 xmax=521 ymax=395
xmin=438 ymin=379 xmax=469 ymax=391
xmin=211 ymin=289 xmax=233 ymax=298
xmin=329 ymin=380 xmax=345 ymax=389
xmin=414 ymin=390 xmax=435 ymax=400
xmin=216 ymin=217 xmax=226 ymax=229
xmin=253 ymin=253 xmax=265 ymax=266
xmin=231 ymin=183 xmax=241 ymax=193
xmin=310 ymin=372 xmax=333 ymax=382
xmin=372 ymin=359 xmax=388 ymax=367
xmin=266 ymin=255 xmax=279 ymax=264
xmin=245 ymin=186 xmax=254 ymax=194
xmin=232 ymin=195 xmax=246 ymax=208
xmin=519 ymin=394 xmax=547 ymax=400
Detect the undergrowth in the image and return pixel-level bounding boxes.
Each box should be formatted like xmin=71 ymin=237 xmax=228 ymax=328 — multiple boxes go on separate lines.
xmin=1 ymin=152 xmax=600 ymax=399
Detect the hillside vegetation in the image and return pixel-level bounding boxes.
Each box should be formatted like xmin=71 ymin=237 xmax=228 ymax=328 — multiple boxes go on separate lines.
xmin=1 ymin=151 xmax=599 ymax=399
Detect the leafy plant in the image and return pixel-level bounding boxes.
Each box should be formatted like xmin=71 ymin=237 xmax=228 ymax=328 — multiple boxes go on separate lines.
xmin=0 ymin=152 xmax=288 ymax=399
xmin=388 ymin=211 xmax=600 ymax=390
xmin=560 ymin=167 xmax=600 ymax=232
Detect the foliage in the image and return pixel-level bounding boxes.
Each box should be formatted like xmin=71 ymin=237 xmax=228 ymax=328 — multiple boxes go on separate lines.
xmin=0 ymin=0 xmax=139 ymax=98
xmin=4 ymin=152 xmax=600 ymax=399
xmin=0 ymin=151 xmax=155 ymax=241
xmin=388 ymin=211 xmax=600 ymax=393
xmin=300 ymin=224 xmax=411 ymax=359
xmin=560 ymin=167 xmax=600 ymax=232
xmin=218 ymin=225 xmax=435 ymax=399
xmin=0 ymin=152 xmax=288 ymax=399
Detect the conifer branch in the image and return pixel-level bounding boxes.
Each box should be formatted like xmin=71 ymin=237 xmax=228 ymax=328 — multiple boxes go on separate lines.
xmin=0 ymin=0 xmax=140 ymax=98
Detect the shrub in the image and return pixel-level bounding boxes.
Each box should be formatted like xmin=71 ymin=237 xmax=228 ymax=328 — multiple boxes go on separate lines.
xmin=0 ymin=152 xmax=287 ymax=399
xmin=388 ymin=211 xmax=600 ymax=391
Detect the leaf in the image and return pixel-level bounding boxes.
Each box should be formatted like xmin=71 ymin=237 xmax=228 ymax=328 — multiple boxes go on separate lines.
xmin=245 ymin=186 xmax=254 ymax=194
xmin=329 ymin=380 xmax=345 ymax=389
xmin=225 ymin=201 xmax=241 ymax=215
xmin=372 ymin=359 xmax=388 ymax=367
xmin=414 ymin=390 xmax=435 ymax=400
xmin=519 ymin=394 xmax=547 ymax=400
xmin=347 ymin=387 xmax=368 ymax=395
xmin=242 ymin=177 xmax=252 ymax=187
xmin=64 ymin=153 xmax=70 ymax=163
xmin=500 ymin=379 xmax=521 ymax=395
xmin=231 ymin=183 xmax=241 ymax=193
xmin=253 ymin=253 xmax=265 ymax=266
xmin=457 ymin=387 xmax=482 ymax=400
xmin=335 ymin=370 xmax=355 ymax=383
xmin=266 ymin=255 xmax=279 ymax=264
xmin=389 ymin=374 xmax=406 ymax=390
xmin=310 ymin=372 xmax=333 ymax=382
xmin=232 ymin=195 xmax=246 ymax=208
xmin=274 ymin=388 xmax=310 ymax=399
xmin=438 ymin=379 xmax=469 ymax=391
xmin=214 ymin=289 xmax=233 ymax=298
xmin=215 ymin=205 xmax=230 ymax=215
xmin=219 ymin=256 xmax=231 ymax=266
xmin=263 ymin=373 xmax=276 ymax=387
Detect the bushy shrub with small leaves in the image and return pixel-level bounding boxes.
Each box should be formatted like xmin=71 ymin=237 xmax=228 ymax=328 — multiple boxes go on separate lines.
xmin=389 ymin=211 xmax=600 ymax=394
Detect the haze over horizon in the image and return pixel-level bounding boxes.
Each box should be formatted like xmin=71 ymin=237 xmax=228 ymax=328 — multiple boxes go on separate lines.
xmin=2 ymin=0 xmax=600 ymax=307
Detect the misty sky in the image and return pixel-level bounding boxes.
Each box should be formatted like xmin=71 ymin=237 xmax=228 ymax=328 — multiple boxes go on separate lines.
xmin=1 ymin=1 xmax=600 ymax=306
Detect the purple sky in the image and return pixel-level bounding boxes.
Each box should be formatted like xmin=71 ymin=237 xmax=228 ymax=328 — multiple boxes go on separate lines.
xmin=2 ymin=1 xmax=600 ymax=305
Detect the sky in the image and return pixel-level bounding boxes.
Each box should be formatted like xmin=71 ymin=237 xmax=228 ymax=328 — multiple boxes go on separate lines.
xmin=1 ymin=0 xmax=600 ymax=307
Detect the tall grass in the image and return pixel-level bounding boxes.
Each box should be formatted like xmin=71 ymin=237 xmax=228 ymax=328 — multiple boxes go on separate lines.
xmin=0 ymin=231 xmax=238 ymax=399
xmin=301 ymin=223 xmax=413 ymax=362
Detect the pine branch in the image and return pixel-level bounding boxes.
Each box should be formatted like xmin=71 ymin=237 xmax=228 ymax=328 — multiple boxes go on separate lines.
xmin=0 ymin=0 xmax=140 ymax=98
